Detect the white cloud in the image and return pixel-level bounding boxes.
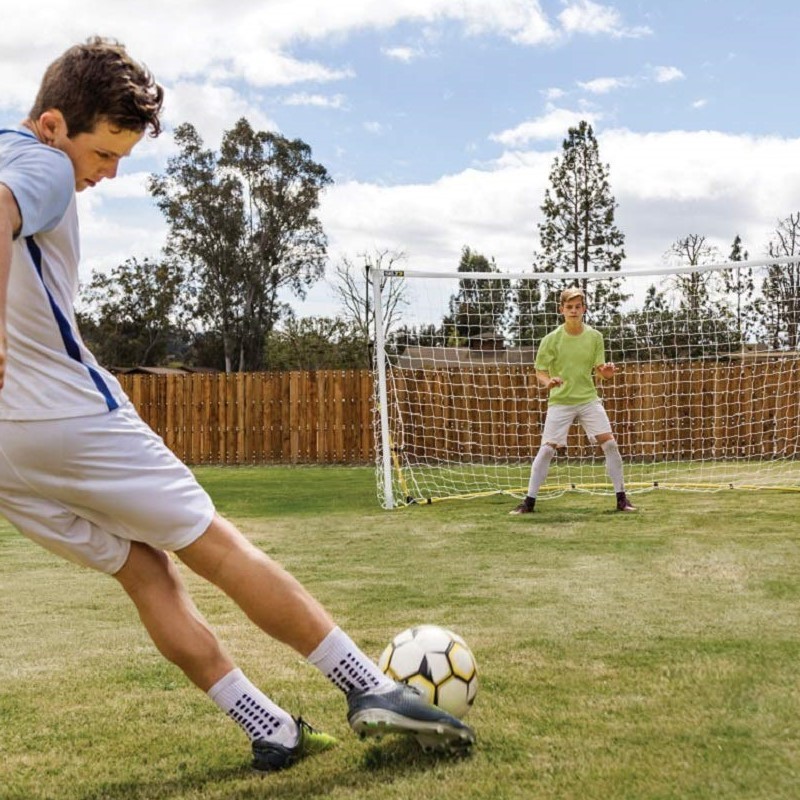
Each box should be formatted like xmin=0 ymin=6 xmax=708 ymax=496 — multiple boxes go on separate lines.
xmin=653 ymin=65 xmax=685 ymax=83
xmin=542 ymin=87 xmax=566 ymax=101
xmin=364 ymin=120 xmax=390 ymax=135
xmin=164 ymin=81 xmax=277 ymax=147
xmin=382 ymin=45 xmax=424 ymax=63
xmin=283 ymin=92 xmax=347 ymax=109
xmin=578 ymin=76 xmax=632 ymax=94
xmin=490 ymin=106 xmax=599 ymax=147
xmin=692 ymin=99 xmax=708 ymax=109
xmin=558 ymin=0 xmax=652 ymax=39
xmin=601 ymin=129 xmax=800 ymax=262
xmin=318 ymin=129 xmax=800 ymax=287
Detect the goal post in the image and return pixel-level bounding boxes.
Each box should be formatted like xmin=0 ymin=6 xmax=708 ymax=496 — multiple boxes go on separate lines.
xmin=371 ymin=258 xmax=800 ymax=509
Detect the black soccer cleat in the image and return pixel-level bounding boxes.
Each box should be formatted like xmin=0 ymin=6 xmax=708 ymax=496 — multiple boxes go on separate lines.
xmin=616 ymin=491 xmax=637 ymax=512
xmin=509 ymin=496 xmax=535 ymax=515
xmin=251 ymin=717 xmax=337 ymax=773
xmin=347 ymin=682 xmax=476 ymax=754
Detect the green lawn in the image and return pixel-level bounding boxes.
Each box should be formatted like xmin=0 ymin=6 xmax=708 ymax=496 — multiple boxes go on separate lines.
xmin=1 ymin=467 xmax=798 ymax=799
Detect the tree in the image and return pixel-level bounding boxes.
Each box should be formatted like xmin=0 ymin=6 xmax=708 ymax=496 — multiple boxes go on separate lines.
xmin=264 ymin=316 xmax=368 ymax=370
xmin=664 ymin=234 xmax=721 ymax=313
xmin=722 ymin=234 xmax=756 ymax=344
xmin=331 ymin=248 xmax=409 ymax=367
xmin=761 ymin=212 xmax=800 ymax=350
xmin=441 ymin=247 xmax=511 ymax=347
xmin=535 ymin=120 xmax=627 ymax=325
xmin=148 ymin=118 xmax=332 ymax=372
xmin=661 ymin=234 xmax=741 ymax=358
xmin=79 ymin=257 xmax=188 ymax=367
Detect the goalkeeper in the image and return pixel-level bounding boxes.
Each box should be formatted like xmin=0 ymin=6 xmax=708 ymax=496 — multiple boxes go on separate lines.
xmin=511 ymin=286 xmax=636 ymax=514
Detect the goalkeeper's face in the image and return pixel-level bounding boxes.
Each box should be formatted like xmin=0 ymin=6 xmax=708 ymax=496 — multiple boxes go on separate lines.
xmin=560 ymin=297 xmax=586 ymax=322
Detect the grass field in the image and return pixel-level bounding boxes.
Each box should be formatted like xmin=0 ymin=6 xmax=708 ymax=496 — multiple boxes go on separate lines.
xmin=1 ymin=466 xmax=799 ymax=800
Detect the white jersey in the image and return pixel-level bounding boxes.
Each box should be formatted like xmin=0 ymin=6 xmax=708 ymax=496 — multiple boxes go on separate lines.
xmin=0 ymin=129 xmax=128 ymax=420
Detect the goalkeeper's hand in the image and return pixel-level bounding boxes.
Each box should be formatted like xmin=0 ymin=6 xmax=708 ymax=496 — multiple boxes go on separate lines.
xmin=596 ymin=362 xmax=616 ymax=380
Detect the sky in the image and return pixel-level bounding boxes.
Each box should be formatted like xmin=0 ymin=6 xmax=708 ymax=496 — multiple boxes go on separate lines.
xmin=2 ymin=0 xmax=800 ymax=319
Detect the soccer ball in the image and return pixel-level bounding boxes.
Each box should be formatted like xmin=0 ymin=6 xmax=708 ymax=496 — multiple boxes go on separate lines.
xmin=378 ymin=624 xmax=478 ymax=719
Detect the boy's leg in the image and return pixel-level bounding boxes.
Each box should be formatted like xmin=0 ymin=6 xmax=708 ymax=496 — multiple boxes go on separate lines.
xmin=175 ymin=514 xmax=335 ymax=657
xmin=176 ymin=515 xmax=475 ymax=753
xmin=527 ymin=443 xmax=557 ymax=498
xmin=114 ymin=541 xmax=234 ymax=690
xmin=512 ymin=405 xmax=574 ymax=514
xmin=114 ymin=540 xmax=337 ymax=771
xmin=510 ymin=443 xmax=556 ymax=514
xmin=597 ymin=434 xmax=636 ymax=512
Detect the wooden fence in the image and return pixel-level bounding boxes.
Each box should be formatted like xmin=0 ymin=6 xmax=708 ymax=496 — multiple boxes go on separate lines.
xmin=119 ymin=370 xmax=374 ymax=465
xmin=119 ymin=359 xmax=800 ymax=466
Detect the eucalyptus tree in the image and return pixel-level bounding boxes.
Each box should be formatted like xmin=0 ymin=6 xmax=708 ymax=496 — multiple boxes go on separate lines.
xmin=149 ymin=118 xmax=332 ymax=371
xmin=79 ymin=256 xmax=187 ymax=367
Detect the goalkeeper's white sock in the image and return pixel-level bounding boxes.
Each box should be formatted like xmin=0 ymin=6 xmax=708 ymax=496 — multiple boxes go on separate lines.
xmin=208 ymin=668 xmax=297 ymax=745
xmin=601 ymin=439 xmax=625 ymax=492
xmin=307 ymin=626 xmax=394 ymax=695
xmin=527 ymin=444 xmax=556 ymax=498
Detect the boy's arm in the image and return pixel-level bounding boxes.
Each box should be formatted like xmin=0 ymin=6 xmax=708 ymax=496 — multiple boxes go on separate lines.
xmin=593 ymin=331 xmax=615 ymax=381
xmin=0 ymin=183 xmax=22 ymax=391
xmin=536 ymin=369 xmax=563 ymax=390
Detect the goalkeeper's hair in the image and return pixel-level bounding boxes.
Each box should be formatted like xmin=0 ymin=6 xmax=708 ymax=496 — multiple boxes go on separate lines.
xmin=560 ymin=286 xmax=586 ymax=305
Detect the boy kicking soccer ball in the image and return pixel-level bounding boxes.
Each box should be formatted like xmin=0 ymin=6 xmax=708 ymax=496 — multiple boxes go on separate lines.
xmin=0 ymin=37 xmax=474 ymax=776
xmin=511 ymin=286 xmax=636 ymax=515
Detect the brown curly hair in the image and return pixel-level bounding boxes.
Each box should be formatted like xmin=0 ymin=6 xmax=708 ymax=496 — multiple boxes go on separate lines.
xmin=29 ymin=36 xmax=164 ymax=138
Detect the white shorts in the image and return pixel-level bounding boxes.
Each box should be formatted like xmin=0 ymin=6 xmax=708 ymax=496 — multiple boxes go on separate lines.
xmin=0 ymin=402 xmax=215 ymax=574
xmin=541 ymin=399 xmax=612 ymax=447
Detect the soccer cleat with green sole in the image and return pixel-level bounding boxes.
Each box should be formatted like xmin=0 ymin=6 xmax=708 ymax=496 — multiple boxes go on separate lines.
xmin=251 ymin=717 xmax=338 ymax=773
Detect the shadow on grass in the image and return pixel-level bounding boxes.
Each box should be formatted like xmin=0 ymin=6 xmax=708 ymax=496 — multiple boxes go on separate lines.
xmin=74 ymin=739 xmax=471 ymax=800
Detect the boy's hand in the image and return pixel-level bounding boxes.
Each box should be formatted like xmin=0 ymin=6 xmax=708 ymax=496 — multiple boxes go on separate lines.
xmin=597 ymin=362 xmax=616 ymax=379
xmin=547 ymin=376 xmax=564 ymax=390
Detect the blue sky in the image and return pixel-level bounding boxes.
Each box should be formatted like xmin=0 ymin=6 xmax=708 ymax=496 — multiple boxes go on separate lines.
xmin=3 ymin=1 xmax=800 ymax=318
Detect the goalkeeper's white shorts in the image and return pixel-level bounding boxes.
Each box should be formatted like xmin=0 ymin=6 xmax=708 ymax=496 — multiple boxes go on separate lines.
xmin=0 ymin=402 xmax=215 ymax=574
xmin=541 ymin=399 xmax=612 ymax=447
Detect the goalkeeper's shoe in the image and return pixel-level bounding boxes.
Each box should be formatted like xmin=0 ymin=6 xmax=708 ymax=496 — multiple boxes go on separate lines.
xmin=251 ymin=717 xmax=337 ymax=773
xmin=347 ymin=682 xmax=476 ymax=754
xmin=509 ymin=496 xmax=535 ymax=515
xmin=616 ymin=492 xmax=637 ymax=513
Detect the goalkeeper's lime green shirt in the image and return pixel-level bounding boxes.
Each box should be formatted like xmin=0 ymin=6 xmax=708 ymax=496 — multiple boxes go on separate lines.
xmin=534 ymin=324 xmax=605 ymax=406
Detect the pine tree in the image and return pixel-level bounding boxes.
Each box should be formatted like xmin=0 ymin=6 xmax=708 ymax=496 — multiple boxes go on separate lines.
xmin=723 ymin=234 xmax=755 ymax=344
xmin=441 ymin=247 xmax=510 ymax=347
xmin=535 ymin=120 xmax=627 ymax=328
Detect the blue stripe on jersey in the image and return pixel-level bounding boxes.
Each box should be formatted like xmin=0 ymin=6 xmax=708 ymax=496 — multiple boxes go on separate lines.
xmin=24 ymin=235 xmax=119 ymax=412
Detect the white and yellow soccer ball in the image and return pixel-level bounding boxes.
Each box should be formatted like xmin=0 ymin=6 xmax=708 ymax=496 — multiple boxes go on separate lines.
xmin=378 ymin=624 xmax=478 ymax=719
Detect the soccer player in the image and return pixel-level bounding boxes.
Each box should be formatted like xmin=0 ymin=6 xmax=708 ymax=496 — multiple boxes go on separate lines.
xmin=0 ymin=37 xmax=474 ymax=774
xmin=510 ymin=286 xmax=636 ymax=515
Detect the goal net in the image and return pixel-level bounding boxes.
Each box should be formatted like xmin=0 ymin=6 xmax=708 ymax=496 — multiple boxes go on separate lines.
xmin=371 ymin=259 xmax=800 ymax=509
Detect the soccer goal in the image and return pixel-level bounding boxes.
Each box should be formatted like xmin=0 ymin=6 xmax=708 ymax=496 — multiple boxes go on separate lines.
xmin=371 ymin=258 xmax=800 ymax=508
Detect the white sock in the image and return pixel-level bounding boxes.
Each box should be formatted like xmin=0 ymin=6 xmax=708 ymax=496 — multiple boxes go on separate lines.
xmin=527 ymin=444 xmax=556 ymax=497
xmin=307 ymin=627 xmax=394 ymax=695
xmin=601 ymin=439 xmax=624 ymax=493
xmin=208 ymin=668 xmax=297 ymax=746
